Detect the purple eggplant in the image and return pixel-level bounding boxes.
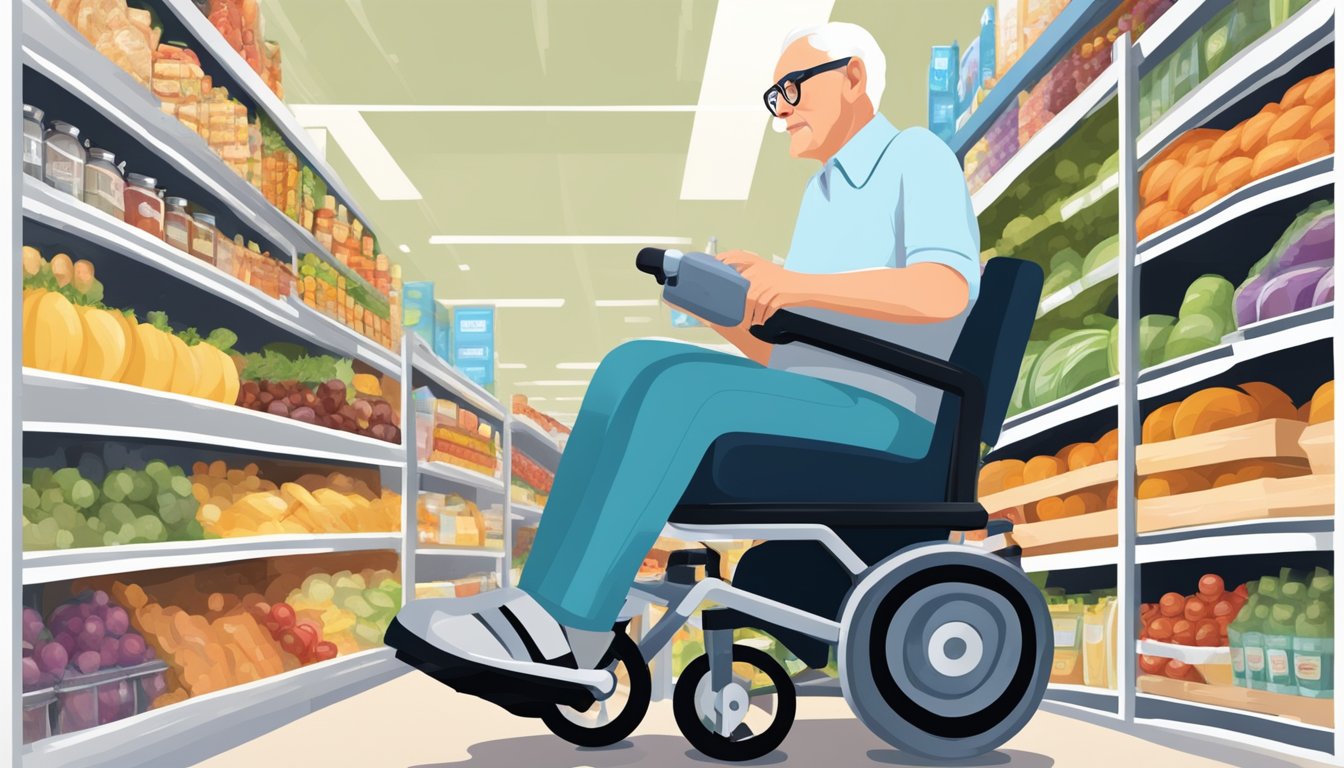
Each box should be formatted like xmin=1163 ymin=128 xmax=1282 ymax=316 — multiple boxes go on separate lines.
xmin=1311 ymin=266 xmax=1333 ymax=306
xmin=1255 ymin=265 xmax=1332 ymax=322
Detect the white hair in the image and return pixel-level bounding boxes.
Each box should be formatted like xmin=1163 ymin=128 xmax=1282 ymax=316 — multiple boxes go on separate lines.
xmin=781 ymin=22 xmax=886 ymax=111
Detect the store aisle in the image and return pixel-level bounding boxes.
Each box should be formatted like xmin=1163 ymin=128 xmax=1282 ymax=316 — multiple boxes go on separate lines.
xmin=195 ymin=671 xmax=1321 ymax=768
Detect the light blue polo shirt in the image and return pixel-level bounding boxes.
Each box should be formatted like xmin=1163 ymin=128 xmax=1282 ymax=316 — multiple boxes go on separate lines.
xmin=771 ymin=114 xmax=982 ymax=423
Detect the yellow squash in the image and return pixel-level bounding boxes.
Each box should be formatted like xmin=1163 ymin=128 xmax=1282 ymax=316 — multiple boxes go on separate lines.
xmin=24 ymin=290 xmax=84 ymax=374
xmin=218 ymin=349 xmax=241 ymax=405
xmin=21 ymin=289 xmax=46 ymax=368
xmin=123 ymin=324 xmax=175 ymax=391
xmin=164 ymin=333 xmax=200 ymax=396
xmin=189 ymin=342 xmax=223 ymax=400
xmin=75 ymin=306 xmax=130 ymax=381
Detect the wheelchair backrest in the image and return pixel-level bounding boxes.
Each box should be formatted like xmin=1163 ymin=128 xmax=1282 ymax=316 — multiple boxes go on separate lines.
xmin=948 ymin=257 xmax=1043 ymax=447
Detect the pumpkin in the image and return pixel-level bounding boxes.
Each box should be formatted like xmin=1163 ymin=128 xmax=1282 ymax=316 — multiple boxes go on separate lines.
xmin=23 ymin=289 xmax=84 ymax=374
xmin=1236 ymin=381 xmax=1296 ymax=421
xmin=1142 ymin=402 xmax=1181 ymax=444
xmin=74 ymin=306 xmax=130 ymax=381
xmin=123 ymin=324 xmax=175 ymax=391
xmin=1308 ymin=380 xmax=1333 ymax=425
xmin=1172 ymin=387 xmax=1260 ymax=437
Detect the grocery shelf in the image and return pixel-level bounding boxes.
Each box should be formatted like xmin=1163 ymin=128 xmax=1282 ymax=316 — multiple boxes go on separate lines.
xmin=1135 ymin=691 xmax=1333 ymax=755
xmin=510 ymin=414 xmax=564 ymax=462
xmin=949 ymin=0 xmax=1118 ymax=158
xmin=20 ymin=648 xmax=404 ymax=768
xmin=409 ymin=335 xmax=506 ymax=422
xmin=1044 ymin=683 xmax=1121 ymax=715
xmin=1136 ymin=156 xmax=1334 ymax=265
xmin=1136 ymin=640 xmax=1231 ymax=664
xmin=22 ymin=533 xmax=402 ymax=585
xmin=510 ymin=502 xmax=544 ymax=525
xmin=1136 ymin=0 xmax=1335 ymax=165
xmin=1135 ymin=516 xmax=1332 ymax=564
xmin=1133 ymin=0 xmax=1233 ymax=75
xmin=286 ymin=298 xmax=402 ymax=379
xmin=996 ymin=376 xmax=1119 ymax=450
xmin=20 ymin=0 xmax=294 ymax=258
xmin=1136 ymin=303 xmax=1334 ymax=401
xmin=416 ymin=546 xmax=506 ymax=560
xmin=1020 ymin=546 xmax=1119 ymax=573
xmin=154 ymin=0 xmax=380 ymax=234
xmin=22 ymin=369 xmax=406 ymax=467
xmin=417 ymin=461 xmax=506 ymax=496
xmin=972 ymin=65 xmax=1118 ymax=215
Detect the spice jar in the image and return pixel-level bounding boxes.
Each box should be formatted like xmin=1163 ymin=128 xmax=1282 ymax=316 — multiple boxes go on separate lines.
xmin=43 ymin=121 xmax=85 ymax=197
xmin=164 ymin=197 xmax=192 ymax=253
xmin=23 ymin=105 xmax=45 ymax=180
xmin=189 ymin=212 xmax=218 ymax=265
xmin=124 ymin=173 xmax=164 ymax=237
xmin=82 ymin=148 xmax=126 ymax=219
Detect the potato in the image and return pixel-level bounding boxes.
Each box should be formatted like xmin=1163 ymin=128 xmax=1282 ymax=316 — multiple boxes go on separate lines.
xmin=1173 ymin=387 xmax=1260 ymax=437
xmin=1304 ymin=69 xmax=1334 ymax=107
xmin=1251 ymin=140 xmax=1303 ymax=179
xmin=1239 ymin=111 xmax=1279 ymax=157
xmin=1213 ymin=156 xmax=1254 ymax=197
xmin=1142 ymin=401 xmax=1182 ymax=443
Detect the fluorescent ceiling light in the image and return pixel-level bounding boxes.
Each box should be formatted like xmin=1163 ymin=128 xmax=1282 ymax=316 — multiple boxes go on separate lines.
xmin=523 ymin=396 xmax=546 ymax=402
xmin=429 ymin=236 xmax=692 ymax=246
xmin=291 ymin=106 xmax=421 ymax=201
xmin=514 ymin=380 xmax=589 ymax=387
xmin=398 ymin=244 xmax=410 ymax=254
xmin=680 ymin=0 xmax=834 ymax=200
xmin=289 ymin=104 xmax=757 ymax=113
xmin=624 ymin=316 xmax=653 ymax=324
xmin=554 ymin=396 xmax=584 ymax=402
xmin=458 ymin=264 xmax=471 ymax=271
xmin=436 ymin=298 xmax=565 ymax=308
xmin=498 ymin=363 xmax=528 ymax=370
xmin=556 ymin=362 xmax=600 ymax=370
xmin=595 ymin=299 xmax=660 ymax=307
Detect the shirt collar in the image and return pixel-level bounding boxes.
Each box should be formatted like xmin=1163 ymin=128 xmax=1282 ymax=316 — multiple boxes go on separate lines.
xmin=829 ymin=113 xmax=899 ymax=189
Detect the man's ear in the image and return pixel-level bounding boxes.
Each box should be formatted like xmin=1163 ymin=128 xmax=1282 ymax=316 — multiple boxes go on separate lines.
xmin=845 ymin=58 xmax=867 ymax=102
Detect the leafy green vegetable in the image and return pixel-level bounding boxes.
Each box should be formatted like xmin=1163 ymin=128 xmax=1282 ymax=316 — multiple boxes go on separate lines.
xmin=146 ymin=311 xmax=171 ymax=333
xmin=240 ymin=350 xmax=355 ymax=396
xmin=176 ymin=327 xmax=203 ymax=346
xmin=205 ymin=328 xmax=238 ymax=353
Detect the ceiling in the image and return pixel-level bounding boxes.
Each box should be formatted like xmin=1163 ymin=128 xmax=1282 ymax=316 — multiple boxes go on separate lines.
xmin=257 ymin=0 xmax=987 ymax=422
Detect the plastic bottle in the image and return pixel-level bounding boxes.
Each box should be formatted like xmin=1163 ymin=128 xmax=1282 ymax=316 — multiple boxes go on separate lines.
xmin=1228 ymin=587 xmax=1260 ymax=689
xmin=1243 ymin=602 xmax=1273 ymax=690
xmin=637 ymin=246 xmax=749 ymax=328
xmin=1307 ymin=569 xmax=1333 ymax=602
xmin=1294 ymin=601 xmax=1333 ymax=699
xmin=1264 ymin=602 xmax=1299 ymax=694
xmin=1083 ymin=595 xmax=1113 ymax=689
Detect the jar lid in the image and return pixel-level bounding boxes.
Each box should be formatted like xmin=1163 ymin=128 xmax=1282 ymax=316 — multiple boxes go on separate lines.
xmin=87 ymin=148 xmax=118 ymax=163
xmin=49 ymin=121 xmax=81 ymax=137
xmin=165 ymin=196 xmax=190 ymax=207
xmin=193 ymin=212 xmax=217 ymax=226
xmin=24 ymin=104 xmax=44 ymax=122
xmin=126 ymin=172 xmax=158 ymax=187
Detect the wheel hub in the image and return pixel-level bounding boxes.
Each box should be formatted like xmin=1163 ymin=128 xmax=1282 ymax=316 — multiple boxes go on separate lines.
xmin=927 ymin=621 xmax=984 ymax=678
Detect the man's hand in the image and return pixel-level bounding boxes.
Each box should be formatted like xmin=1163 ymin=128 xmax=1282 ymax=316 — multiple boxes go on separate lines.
xmin=717 ymin=250 xmax=807 ymax=327
xmin=716 ymin=249 xmax=770 ymax=272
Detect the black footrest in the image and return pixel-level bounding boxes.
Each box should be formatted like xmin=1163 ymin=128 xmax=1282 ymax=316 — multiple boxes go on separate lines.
xmin=668 ymin=547 xmax=722 ymax=584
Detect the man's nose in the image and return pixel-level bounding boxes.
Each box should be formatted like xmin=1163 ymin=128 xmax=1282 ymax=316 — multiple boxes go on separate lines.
xmin=775 ymin=100 xmax=794 ymax=119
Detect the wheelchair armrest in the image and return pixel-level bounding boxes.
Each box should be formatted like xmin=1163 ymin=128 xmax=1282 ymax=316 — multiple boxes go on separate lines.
xmin=749 ymin=309 xmax=985 ymax=502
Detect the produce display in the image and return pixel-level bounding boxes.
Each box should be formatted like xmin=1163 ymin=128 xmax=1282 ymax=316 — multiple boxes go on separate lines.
xmin=1008 ymin=311 xmax=1117 ymax=416
xmin=200 ymin=0 xmax=285 ymax=98
xmin=1141 ymin=0 xmax=1315 ymax=132
xmin=979 ymin=426 xmax=1119 ymax=525
xmin=236 ymin=349 xmax=401 ymax=443
xmin=279 ymin=567 xmax=402 ymax=657
xmin=1228 ymin=568 xmax=1333 ymax=697
xmin=23 ymin=461 xmax=203 ymax=551
xmin=1137 ymin=69 xmax=1334 ymax=240
xmin=1139 ymin=575 xmax=1247 ymax=673
xmin=296 ymin=252 xmax=398 ymax=352
xmin=510 ymin=448 xmax=554 ymax=508
xmin=1234 ymin=200 xmax=1334 ymax=328
xmin=1046 ymin=588 xmax=1119 ymax=688
xmin=412 ymin=389 xmax=502 ymax=477
xmin=416 ymin=493 xmax=501 ymax=550
xmin=512 ymin=394 xmax=573 ymax=438
xmin=23 ymin=246 xmax=243 ymax=405
xmin=415 ymin=573 xmax=499 ymax=600
xmin=191 ymin=461 xmax=400 ymax=537
xmin=21 ymin=590 xmax=166 ymax=742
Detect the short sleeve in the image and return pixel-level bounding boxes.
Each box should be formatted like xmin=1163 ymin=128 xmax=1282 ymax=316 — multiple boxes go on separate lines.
xmin=897 ymin=128 xmax=982 ymax=301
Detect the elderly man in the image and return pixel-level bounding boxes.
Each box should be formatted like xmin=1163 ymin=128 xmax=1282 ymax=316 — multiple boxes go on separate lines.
xmin=394 ymin=22 xmax=979 ymax=686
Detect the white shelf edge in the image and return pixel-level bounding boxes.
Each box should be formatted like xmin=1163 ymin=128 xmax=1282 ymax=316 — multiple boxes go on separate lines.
xmin=410 ymin=335 xmax=505 ymax=421
xmin=22 ymin=370 xmax=406 ymax=467
xmin=1135 ymin=691 xmax=1335 ymax=733
xmin=417 ymin=460 xmax=506 ymax=495
xmin=1136 ymin=527 xmax=1332 ymax=564
xmin=1037 ymin=259 xmax=1120 ymax=318
xmin=155 ymin=0 xmax=380 ymax=233
xmin=1137 ymin=640 xmax=1232 ymax=665
xmin=1136 ymin=156 xmax=1335 ymax=264
xmin=1047 ymin=682 xmax=1120 ymax=697
xmin=996 ymin=377 xmax=1120 ymax=450
xmin=973 ymin=66 xmax=1119 ymax=215
xmin=416 ymin=547 xmax=506 ymax=560
xmin=509 ymin=414 xmax=564 ymax=457
xmin=1137 ymin=0 xmax=1335 ymax=164
xmin=1132 ymin=715 xmax=1335 ymax=765
xmin=1021 ymin=546 xmax=1120 ymax=573
xmin=22 ymin=533 xmax=402 ymax=584
xmin=21 ymin=648 xmax=402 ymax=768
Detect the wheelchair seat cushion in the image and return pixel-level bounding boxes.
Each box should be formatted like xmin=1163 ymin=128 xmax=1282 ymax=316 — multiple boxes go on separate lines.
xmin=680 ymin=432 xmax=951 ymax=505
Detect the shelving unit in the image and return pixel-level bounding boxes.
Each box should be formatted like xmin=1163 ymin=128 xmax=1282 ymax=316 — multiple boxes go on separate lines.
xmin=971 ymin=0 xmax=1337 ymax=758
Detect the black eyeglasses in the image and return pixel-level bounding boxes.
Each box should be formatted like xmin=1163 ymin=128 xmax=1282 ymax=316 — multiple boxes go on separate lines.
xmin=763 ymin=57 xmax=852 ymax=117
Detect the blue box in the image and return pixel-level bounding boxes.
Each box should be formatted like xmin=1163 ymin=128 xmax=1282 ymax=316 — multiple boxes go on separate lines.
xmin=928 ymin=91 xmax=959 ymax=143
xmin=980 ymin=4 xmax=996 ymax=84
xmin=453 ymin=306 xmax=495 ymax=387
xmin=434 ymin=304 xmax=453 ymax=364
xmin=928 ymin=42 xmax=959 ymax=95
xmin=957 ymin=38 xmax=981 ymax=118
xmin=403 ymin=281 xmax=435 ymax=347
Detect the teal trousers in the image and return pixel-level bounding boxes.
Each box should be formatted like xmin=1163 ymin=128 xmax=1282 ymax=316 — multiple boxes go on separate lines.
xmin=519 ymin=340 xmax=933 ymax=631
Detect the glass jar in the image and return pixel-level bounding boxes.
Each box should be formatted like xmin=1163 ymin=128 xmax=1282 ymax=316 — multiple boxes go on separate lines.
xmin=164 ymin=197 xmax=192 ymax=253
xmin=215 ymin=233 xmax=239 ymax=279
xmin=22 ymin=105 xmax=44 ymax=180
xmin=82 ymin=148 xmax=126 ymax=219
xmin=43 ymin=121 xmax=85 ymax=197
xmin=124 ymin=174 xmax=164 ymax=238
xmin=189 ymin=212 xmax=218 ymax=265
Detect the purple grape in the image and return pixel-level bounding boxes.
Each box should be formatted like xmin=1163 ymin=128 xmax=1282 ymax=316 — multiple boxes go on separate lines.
xmin=22 ymin=641 xmax=32 ymax=658
xmin=118 ymin=633 xmax=148 ymax=668
xmin=104 ymin=606 xmax=129 ymax=637
xmin=92 ymin=590 xmax=109 ymax=608
xmin=21 ymin=658 xmax=39 ymax=690
xmin=50 ymin=604 xmax=75 ymax=629
xmin=75 ymin=650 xmax=100 ymax=675
xmin=22 ymin=616 xmax=44 ymax=646
xmin=78 ymin=602 xmax=94 ymax=618
xmin=99 ymin=636 xmax=119 ymax=668
xmin=37 ymin=642 xmax=68 ymax=676
xmin=62 ymin=615 xmax=83 ymax=637
xmin=53 ymin=633 xmax=76 ymax=660
xmin=57 ymin=689 xmax=96 ymax=733
xmin=98 ymin=680 xmax=133 ymax=725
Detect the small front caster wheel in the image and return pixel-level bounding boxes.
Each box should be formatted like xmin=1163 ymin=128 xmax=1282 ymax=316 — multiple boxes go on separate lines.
xmin=672 ymin=644 xmax=797 ymax=761
xmin=541 ymin=632 xmax=651 ymax=747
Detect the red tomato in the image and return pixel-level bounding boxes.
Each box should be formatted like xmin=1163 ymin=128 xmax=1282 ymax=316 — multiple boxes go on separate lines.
xmin=1172 ymin=619 xmax=1196 ymax=646
xmin=270 ymin=602 xmax=296 ymax=630
xmin=1198 ymin=574 xmax=1225 ymax=598
xmin=1148 ymin=617 xmax=1174 ymax=641
xmin=1185 ymin=598 xmax=1211 ymax=622
xmin=1139 ymin=654 xmax=1168 ymax=675
xmin=1165 ymin=659 xmax=1193 ymax=679
xmin=1195 ymin=620 xmax=1222 ymax=647
xmin=1159 ymin=592 xmax=1186 ymax=617
xmin=1234 ymin=582 xmax=1250 ymax=599
xmin=1212 ymin=599 xmax=1236 ymax=618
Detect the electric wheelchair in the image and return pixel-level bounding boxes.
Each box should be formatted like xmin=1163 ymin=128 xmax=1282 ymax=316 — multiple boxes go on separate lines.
xmin=388 ymin=255 xmax=1050 ymax=762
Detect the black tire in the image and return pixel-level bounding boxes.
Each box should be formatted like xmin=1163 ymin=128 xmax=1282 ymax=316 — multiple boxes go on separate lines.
xmin=672 ymin=645 xmax=798 ymax=762
xmin=541 ymin=632 xmax=651 ymax=748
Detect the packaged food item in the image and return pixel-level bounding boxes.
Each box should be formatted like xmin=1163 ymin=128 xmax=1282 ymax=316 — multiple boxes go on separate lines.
xmin=23 ymin=105 xmax=44 ymax=180
xmin=1228 ymin=581 xmax=1260 ymax=687
xmin=123 ymin=174 xmax=164 ymax=238
xmin=1243 ymin=575 xmax=1279 ymax=690
xmin=82 ymin=148 xmax=125 ymax=219
xmin=1082 ymin=594 xmax=1116 ymax=688
xmin=1048 ymin=594 xmax=1085 ymax=684
xmin=189 ymin=213 xmax=219 ymax=265
xmin=1264 ymin=596 xmax=1300 ymax=694
xmin=163 ymin=197 xmax=192 ymax=253
xmin=43 ymin=121 xmax=85 ymax=198
xmin=1294 ymin=598 xmax=1333 ymax=698
xmin=996 ymin=0 xmax=1023 ymax=79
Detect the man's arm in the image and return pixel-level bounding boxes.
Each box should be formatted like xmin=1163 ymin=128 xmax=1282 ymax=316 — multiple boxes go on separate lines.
xmin=663 ymin=299 xmax=774 ymax=365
